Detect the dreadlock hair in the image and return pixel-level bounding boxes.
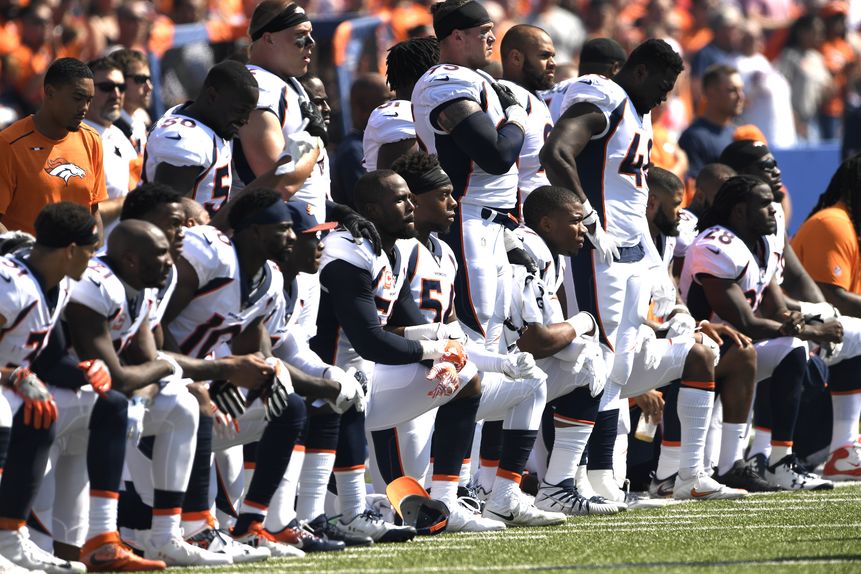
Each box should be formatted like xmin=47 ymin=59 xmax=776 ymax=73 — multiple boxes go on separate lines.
xmin=385 ymin=37 xmax=440 ymax=94
xmin=807 ymin=153 xmax=861 ymax=239
xmin=697 ymin=175 xmax=764 ymax=232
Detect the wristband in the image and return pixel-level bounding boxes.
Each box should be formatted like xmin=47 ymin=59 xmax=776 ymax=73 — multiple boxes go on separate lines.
xmin=565 ymin=312 xmax=597 ymax=337
xmin=156 ymin=352 xmax=182 ymax=378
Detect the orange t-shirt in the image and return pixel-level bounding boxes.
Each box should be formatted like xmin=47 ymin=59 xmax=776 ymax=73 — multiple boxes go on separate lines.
xmin=791 ymin=203 xmax=861 ymax=294
xmin=0 ymin=116 xmax=108 ymax=234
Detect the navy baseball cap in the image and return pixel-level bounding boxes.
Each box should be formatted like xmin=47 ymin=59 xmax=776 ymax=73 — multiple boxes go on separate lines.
xmin=286 ymin=201 xmax=338 ymax=234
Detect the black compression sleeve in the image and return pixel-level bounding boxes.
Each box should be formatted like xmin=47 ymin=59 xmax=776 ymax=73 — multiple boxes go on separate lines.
xmin=388 ymin=280 xmax=426 ymax=328
xmin=321 ymin=260 xmax=424 ymax=364
xmin=449 ymin=112 xmax=525 ymax=175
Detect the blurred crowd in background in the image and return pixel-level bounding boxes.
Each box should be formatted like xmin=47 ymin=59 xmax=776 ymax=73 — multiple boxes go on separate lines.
xmin=1 ymin=0 xmax=861 ymax=160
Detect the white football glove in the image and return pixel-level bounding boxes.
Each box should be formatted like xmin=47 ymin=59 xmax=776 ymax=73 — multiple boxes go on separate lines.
xmin=799 ymin=301 xmax=840 ymax=322
xmin=126 ymin=397 xmax=147 ymax=444
xmin=665 ymin=309 xmax=696 ymax=338
xmin=582 ymin=200 xmax=619 ymax=265
xmin=501 ymin=352 xmax=544 ymax=381
xmin=650 ymin=274 xmax=677 ymax=319
xmin=819 ymin=340 xmax=844 ymax=365
xmin=324 ymin=366 xmax=367 ymax=414
xmin=634 ymin=325 xmax=661 ymax=370
xmin=698 ymin=332 xmax=721 ymax=367
xmin=212 ymin=404 xmax=240 ymax=441
xmin=573 ymin=340 xmax=606 ymax=397
xmin=263 ymin=358 xmax=293 ymax=421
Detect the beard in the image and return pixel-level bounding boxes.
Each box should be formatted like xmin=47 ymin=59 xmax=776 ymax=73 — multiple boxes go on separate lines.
xmin=523 ymin=60 xmax=554 ymax=92
xmin=655 ymin=211 xmax=680 ymax=237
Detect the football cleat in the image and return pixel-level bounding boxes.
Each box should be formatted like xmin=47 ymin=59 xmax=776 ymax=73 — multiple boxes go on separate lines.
xmin=823 ymin=443 xmax=861 ymax=481
xmin=269 ymin=520 xmax=345 ymax=552
xmin=535 ymin=479 xmax=619 ymax=516
xmin=482 ymin=491 xmax=567 ymax=527
xmin=647 ymin=472 xmax=676 ymax=498
xmin=456 ymin=485 xmax=485 ymax=514
xmin=0 ymin=528 xmax=86 ymax=574
xmin=337 ymin=510 xmax=416 ymax=543
xmin=231 ymin=522 xmax=304 ymax=557
xmin=446 ymin=501 xmax=506 ymax=532
xmin=673 ymin=471 xmax=748 ymax=500
xmin=714 ymin=460 xmax=777 ymax=492
xmin=143 ymin=535 xmax=233 ymax=567
xmin=305 ymin=515 xmax=373 ymax=547
xmin=81 ymin=531 xmax=166 ymax=571
xmin=0 ymin=550 xmax=35 ymax=574
xmin=185 ymin=526 xmax=270 ymax=563
xmin=745 ymin=452 xmax=768 ymax=479
xmin=766 ymin=454 xmax=834 ymax=491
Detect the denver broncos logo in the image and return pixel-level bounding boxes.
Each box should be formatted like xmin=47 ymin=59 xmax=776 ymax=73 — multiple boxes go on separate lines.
xmin=45 ymin=158 xmax=86 ymax=185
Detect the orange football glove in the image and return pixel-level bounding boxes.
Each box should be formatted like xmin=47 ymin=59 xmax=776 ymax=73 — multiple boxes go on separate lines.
xmin=78 ymin=359 xmax=112 ymax=396
xmin=439 ymin=340 xmax=467 ymax=372
xmin=426 ymin=362 xmax=460 ymax=398
xmin=9 ymin=367 xmax=57 ymax=430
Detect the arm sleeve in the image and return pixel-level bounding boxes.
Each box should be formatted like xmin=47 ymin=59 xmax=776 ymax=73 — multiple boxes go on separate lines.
xmin=321 ymin=260 xmax=424 ymax=364
xmin=388 ymin=279 xmax=426 ymax=328
xmin=448 ymin=111 xmax=525 ymax=175
xmin=274 ymin=330 xmax=330 ymax=378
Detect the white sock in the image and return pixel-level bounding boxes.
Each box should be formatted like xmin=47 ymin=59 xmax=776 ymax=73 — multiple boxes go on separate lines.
xmin=749 ymin=428 xmax=772 ymax=459
xmin=575 ymin=465 xmax=593 ymax=498
xmin=769 ymin=444 xmax=792 ymax=466
xmin=150 ymin=511 xmax=181 ymax=547
xmin=677 ymin=386 xmax=715 ymax=480
xmin=264 ymin=446 xmax=304 ymax=532
xmin=489 ymin=472 xmax=520 ymax=506
xmin=459 ymin=459 xmax=471 ymax=487
xmin=296 ymin=451 xmax=335 ymax=521
xmin=88 ymin=492 xmax=118 ymax=539
xmin=430 ymin=477 xmax=459 ymax=509
xmin=477 ymin=460 xmax=497 ymax=494
xmin=334 ymin=468 xmax=365 ymax=521
xmin=544 ymin=424 xmax=592 ymax=485
xmin=655 ymin=444 xmax=680 ymax=480
xmin=831 ymin=393 xmax=861 ymax=452
xmin=704 ymin=399 xmax=723 ymax=470
xmin=587 ymin=469 xmax=623 ymax=502
xmin=718 ymin=423 xmax=748 ymax=475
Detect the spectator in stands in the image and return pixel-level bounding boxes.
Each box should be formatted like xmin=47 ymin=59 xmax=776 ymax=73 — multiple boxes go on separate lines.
xmin=819 ymin=1 xmax=858 ymax=141
xmin=679 ymin=64 xmax=744 ymax=179
xmin=735 ymin=20 xmax=796 ymax=148
xmin=690 ymin=5 xmax=742 ymax=101
xmin=842 ymin=72 xmax=861 ymax=158
xmin=109 ymin=48 xmax=153 ymax=156
xmin=83 ymin=57 xmax=135 ymax=228
xmin=526 ymin=0 xmax=585 ymax=64
xmin=776 ymin=14 xmax=832 ymax=142
xmin=331 ymin=73 xmax=390 ymax=207
xmin=0 ymin=58 xmax=107 ymax=235
xmin=116 ymin=0 xmax=155 ymax=55
xmin=4 ymin=1 xmax=55 ymax=113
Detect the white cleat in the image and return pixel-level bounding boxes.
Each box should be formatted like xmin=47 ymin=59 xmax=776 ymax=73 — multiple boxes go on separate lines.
xmin=482 ymin=491 xmax=567 ymax=527
xmin=535 ymin=479 xmax=619 ymax=516
xmin=186 ymin=526 xmax=270 ymax=563
xmin=673 ymin=471 xmax=748 ymax=500
xmin=144 ymin=535 xmax=233 ymax=566
xmin=766 ymin=454 xmax=834 ymax=491
xmin=445 ymin=502 xmax=506 ymax=532
xmin=337 ymin=510 xmax=416 ymax=543
xmin=0 ymin=528 xmax=84 ymax=574
xmin=0 ymin=548 xmax=43 ymax=574
xmin=231 ymin=523 xmax=304 ymax=558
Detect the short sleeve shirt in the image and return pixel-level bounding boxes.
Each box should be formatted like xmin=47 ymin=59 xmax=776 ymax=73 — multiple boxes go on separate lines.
xmin=792 ymin=204 xmax=861 ymax=294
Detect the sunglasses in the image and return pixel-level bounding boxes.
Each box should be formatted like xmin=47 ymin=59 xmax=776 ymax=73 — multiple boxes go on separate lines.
xmin=294 ymin=34 xmax=315 ymax=49
xmin=126 ymin=74 xmax=151 ymax=84
xmin=95 ymin=81 xmax=126 ymax=93
xmin=757 ymin=158 xmax=778 ymax=170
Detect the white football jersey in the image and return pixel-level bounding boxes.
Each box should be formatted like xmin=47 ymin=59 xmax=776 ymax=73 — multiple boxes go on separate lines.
xmin=559 ymin=75 xmax=653 ymax=248
xmin=267 ymin=271 xmax=320 ymax=350
xmin=399 ymin=235 xmax=457 ymax=324
xmin=518 ymin=226 xmax=565 ymax=298
xmin=69 ymin=257 xmax=157 ymax=355
xmin=0 ymin=255 xmax=72 ymax=368
xmin=657 ymin=233 xmax=677 ymax=271
xmin=412 ymin=64 xmax=518 ymax=209
xmin=680 ymin=225 xmax=782 ymax=322
xmin=168 ymin=225 xmax=282 ymax=358
xmin=143 ymin=104 xmax=232 ymax=215
xmin=674 ymin=208 xmax=699 ymax=259
xmin=314 ymin=230 xmax=407 ymax=368
xmin=540 ymin=77 xmax=577 ymax=123
xmin=148 ymin=264 xmax=177 ymax=331
xmin=771 ymin=201 xmax=787 ymax=285
xmin=499 ymin=81 xmax=552 ymax=198
xmin=363 ymin=99 xmax=415 ymax=172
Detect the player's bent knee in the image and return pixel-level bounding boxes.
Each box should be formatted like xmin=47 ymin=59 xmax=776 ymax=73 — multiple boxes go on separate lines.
xmin=684 ymin=343 xmax=716 ymax=381
xmin=458 ymin=375 xmax=483 ymax=399
xmin=267 ymin=392 xmax=307 ymax=431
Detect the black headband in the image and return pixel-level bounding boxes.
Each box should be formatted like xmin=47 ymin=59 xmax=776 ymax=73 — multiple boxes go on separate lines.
xmin=233 ymin=199 xmax=292 ymax=234
xmin=250 ymin=4 xmax=310 ymax=41
xmin=434 ymin=1 xmax=492 ymax=41
xmin=401 ymin=166 xmax=452 ymax=195
xmin=37 ymin=219 xmax=99 ymax=249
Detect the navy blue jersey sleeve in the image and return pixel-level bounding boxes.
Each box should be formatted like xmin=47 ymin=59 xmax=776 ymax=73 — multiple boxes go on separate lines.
xmin=388 ymin=279 xmax=426 ymax=328
xmin=448 ymin=111 xmax=525 ymax=175
xmin=321 ymin=259 xmax=424 ymax=364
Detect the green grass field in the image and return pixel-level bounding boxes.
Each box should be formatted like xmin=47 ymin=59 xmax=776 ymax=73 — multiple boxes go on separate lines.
xmin=167 ymin=484 xmax=861 ymax=574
